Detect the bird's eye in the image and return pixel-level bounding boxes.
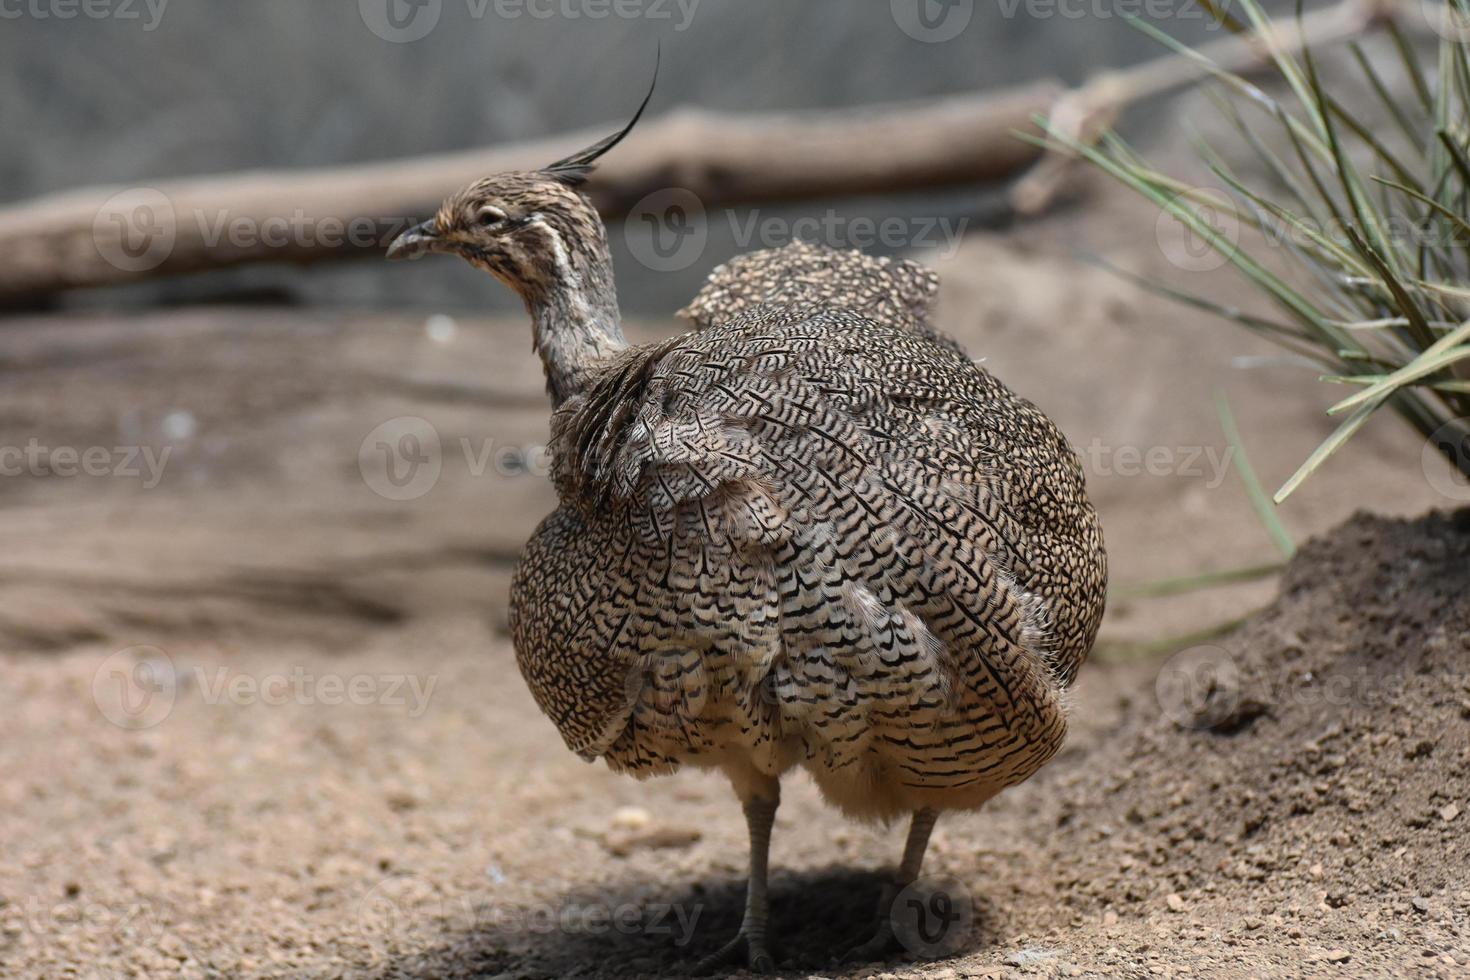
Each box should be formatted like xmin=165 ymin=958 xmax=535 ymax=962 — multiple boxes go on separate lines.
xmin=476 ymin=206 xmax=508 ymax=228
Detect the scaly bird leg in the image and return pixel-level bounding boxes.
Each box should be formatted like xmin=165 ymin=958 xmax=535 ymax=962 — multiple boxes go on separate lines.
xmin=694 ymin=772 xmax=780 ymax=975
xmin=842 ymin=806 xmax=940 ymax=963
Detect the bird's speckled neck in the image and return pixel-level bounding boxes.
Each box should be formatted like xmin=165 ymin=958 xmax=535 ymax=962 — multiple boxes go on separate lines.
xmin=522 ymin=216 xmax=626 ymax=406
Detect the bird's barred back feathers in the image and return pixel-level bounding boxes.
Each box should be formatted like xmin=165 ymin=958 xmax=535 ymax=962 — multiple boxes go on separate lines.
xmin=510 ymin=276 xmax=1106 ymax=819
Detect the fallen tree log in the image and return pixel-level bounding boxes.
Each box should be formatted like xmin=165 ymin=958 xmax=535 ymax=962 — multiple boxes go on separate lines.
xmin=0 ymin=82 xmax=1060 ymax=304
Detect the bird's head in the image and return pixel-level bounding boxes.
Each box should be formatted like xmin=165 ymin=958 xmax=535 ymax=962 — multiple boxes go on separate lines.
xmin=386 ymin=61 xmax=656 ymax=305
xmin=386 ymin=172 xmax=608 ymax=301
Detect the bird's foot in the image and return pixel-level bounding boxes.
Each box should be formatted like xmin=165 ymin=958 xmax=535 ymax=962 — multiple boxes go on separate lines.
xmin=840 ymin=882 xmax=901 ymax=964
xmin=693 ymin=925 xmax=775 ymax=975
xmin=840 ymin=916 xmax=899 ymax=964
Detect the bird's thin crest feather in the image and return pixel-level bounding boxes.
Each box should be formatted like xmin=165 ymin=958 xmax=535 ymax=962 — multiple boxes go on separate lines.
xmin=544 ymin=45 xmax=660 ymax=186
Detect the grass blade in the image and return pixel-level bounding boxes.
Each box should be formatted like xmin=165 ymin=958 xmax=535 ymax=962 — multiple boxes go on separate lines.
xmin=1273 ymin=400 xmax=1379 ymax=502
xmin=1216 ymin=390 xmax=1297 ymax=557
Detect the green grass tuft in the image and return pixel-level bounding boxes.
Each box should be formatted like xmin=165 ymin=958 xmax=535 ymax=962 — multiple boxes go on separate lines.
xmin=1042 ymin=1 xmax=1470 ymax=501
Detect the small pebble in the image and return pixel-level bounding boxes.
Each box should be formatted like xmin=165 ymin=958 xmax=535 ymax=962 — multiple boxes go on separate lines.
xmin=603 ymin=826 xmax=701 ymax=857
xmin=610 ymin=806 xmax=651 ymax=830
xmin=1002 ymin=947 xmax=1064 ymax=968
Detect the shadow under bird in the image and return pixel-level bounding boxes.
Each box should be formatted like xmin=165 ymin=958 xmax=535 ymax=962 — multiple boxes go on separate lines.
xmin=387 ymin=72 xmax=1106 ymax=972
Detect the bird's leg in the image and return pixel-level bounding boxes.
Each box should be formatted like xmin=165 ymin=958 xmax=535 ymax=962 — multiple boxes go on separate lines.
xmin=694 ymin=770 xmax=780 ymax=975
xmin=842 ymin=807 xmax=940 ymax=963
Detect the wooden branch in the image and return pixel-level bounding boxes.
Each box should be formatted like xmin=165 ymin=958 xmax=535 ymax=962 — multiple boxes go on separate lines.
xmin=0 ymin=82 xmax=1060 ymax=304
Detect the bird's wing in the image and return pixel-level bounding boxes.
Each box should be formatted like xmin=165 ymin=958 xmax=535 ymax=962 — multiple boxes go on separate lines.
xmin=677 ymin=241 xmax=950 ymax=345
xmin=533 ymin=309 xmax=1101 ymax=787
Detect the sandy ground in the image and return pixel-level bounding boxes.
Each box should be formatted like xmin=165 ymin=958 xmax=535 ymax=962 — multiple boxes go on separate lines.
xmin=0 ymin=187 xmax=1466 ymax=978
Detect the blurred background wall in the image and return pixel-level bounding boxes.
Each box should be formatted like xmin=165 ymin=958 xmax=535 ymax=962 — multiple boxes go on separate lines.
xmin=0 ymin=0 xmax=1269 ymax=312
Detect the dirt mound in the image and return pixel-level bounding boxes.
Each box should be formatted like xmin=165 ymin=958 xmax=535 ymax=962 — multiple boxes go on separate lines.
xmin=1007 ymin=509 xmax=1470 ymax=976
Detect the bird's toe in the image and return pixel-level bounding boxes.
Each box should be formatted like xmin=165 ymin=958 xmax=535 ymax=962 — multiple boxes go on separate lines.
xmin=840 ymin=919 xmax=899 ymax=964
xmin=693 ymin=929 xmax=775 ymax=975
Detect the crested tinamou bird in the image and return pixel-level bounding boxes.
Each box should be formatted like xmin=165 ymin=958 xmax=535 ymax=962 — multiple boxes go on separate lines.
xmin=386 ymin=84 xmax=1106 ymax=973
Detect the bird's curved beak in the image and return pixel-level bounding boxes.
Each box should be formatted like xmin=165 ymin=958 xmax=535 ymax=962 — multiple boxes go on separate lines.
xmin=386 ymin=219 xmax=445 ymax=261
